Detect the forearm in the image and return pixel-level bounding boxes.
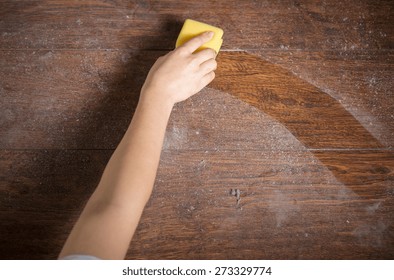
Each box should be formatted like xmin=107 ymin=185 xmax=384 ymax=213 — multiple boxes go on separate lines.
xmin=96 ymin=93 xmax=173 ymax=207
xmin=59 ymin=91 xmax=173 ymax=259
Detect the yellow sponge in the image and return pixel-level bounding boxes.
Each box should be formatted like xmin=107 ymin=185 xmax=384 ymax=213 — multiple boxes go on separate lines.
xmin=175 ymin=19 xmax=224 ymax=54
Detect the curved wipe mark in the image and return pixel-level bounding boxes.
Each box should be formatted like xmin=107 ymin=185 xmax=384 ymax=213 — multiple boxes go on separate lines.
xmin=210 ymin=51 xmax=382 ymax=149
xmin=209 ymin=52 xmax=393 ymax=197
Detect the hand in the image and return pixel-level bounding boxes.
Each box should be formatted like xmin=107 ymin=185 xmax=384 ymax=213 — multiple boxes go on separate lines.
xmin=140 ymin=31 xmax=217 ymax=106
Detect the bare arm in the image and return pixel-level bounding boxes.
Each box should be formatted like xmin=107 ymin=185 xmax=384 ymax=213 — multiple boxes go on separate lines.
xmin=59 ymin=31 xmax=217 ymax=260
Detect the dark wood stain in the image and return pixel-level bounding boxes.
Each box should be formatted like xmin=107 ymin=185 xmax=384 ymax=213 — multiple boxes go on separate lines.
xmin=0 ymin=0 xmax=393 ymax=259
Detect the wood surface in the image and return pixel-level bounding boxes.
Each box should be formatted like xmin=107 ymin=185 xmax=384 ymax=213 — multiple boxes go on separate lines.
xmin=0 ymin=0 xmax=393 ymax=259
xmin=0 ymin=0 xmax=392 ymax=50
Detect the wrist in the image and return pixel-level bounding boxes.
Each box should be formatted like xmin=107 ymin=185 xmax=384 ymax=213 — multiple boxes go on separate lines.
xmin=138 ymin=88 xmax=174 ymax=116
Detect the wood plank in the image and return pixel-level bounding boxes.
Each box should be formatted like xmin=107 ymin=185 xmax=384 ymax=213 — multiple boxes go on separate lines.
xmin=257 ymin=50 xmax=394 ymax=143
xmin=212 ymin=51 xmax=394 ymax=149
xmin=1 ymin=50 xmax=393 ymax=149
xmin=0 ymin=149 xmax=112 ymax=259
xmin=0 ymin=0 xmax=392 ymax=50
xmin=132 ymin=149 xmax=394 ymax=259
xmin=0 ymin=49 xmax=155 ymax=149
xmin=0 ymin=149 xmax=392 ymax=259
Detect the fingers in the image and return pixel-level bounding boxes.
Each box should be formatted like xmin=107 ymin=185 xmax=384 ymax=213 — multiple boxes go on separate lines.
xmin=199 ymin=71 xmax=216 ymax=89
xmin=179 ymin=31 xmax=214 ymax=54
xmin=199 ymin=58 xmax=217 ymax=74
xmin=194 ymin=48 xmax=217 ymax=63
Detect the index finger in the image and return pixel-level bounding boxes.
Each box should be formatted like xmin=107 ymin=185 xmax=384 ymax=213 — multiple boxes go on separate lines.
xmin=179 ymin=31 xmax=214 ymax=54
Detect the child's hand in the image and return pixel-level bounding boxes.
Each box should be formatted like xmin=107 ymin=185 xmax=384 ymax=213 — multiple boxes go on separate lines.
xmin=140 ymin=31 xmax=217 ymax=106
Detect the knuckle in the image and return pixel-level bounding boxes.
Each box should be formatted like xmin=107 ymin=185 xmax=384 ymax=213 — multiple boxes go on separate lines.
xmin=176 ymin=46 xmax=188 ymax=55
xmin=174 ymin=45 xmax=185 ymax=53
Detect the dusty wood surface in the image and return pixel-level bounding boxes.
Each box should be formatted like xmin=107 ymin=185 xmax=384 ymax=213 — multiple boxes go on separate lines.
xmin=0 ymin=0 xmax=392 ymax=50
xmin=1 ymin=50 xmax=392 ymax=149
xmin=0 ymin=0 xmax=393 ymax=259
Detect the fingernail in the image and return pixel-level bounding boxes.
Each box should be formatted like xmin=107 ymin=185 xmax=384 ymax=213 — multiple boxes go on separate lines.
xmin=206 ymin=31 xmax=214 ymax=37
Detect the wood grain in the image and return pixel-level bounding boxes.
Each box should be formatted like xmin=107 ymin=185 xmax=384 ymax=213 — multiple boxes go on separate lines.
xmin=0 ymin=0 xmax=393 ymax=260
xmin=0 ymin=49 xmax=156 ymax=149
xmin=0 ymin=0 xmax=392 ymax=50
xmin=1 ymin=50 xmax=393 ymax=149
xmin=211 ymin=51 xmax=390 ymax=149
xmin=0 ymin=149 xmax=112 ymax=259
xmin=0 ymin=149 xmax=392 ymax=259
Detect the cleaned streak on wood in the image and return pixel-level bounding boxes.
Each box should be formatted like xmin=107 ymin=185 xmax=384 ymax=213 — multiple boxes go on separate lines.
xmin=210 ymin=51 xmax=393 ymax=197
xmin=211 ymin=52 xmax=382 ymax=149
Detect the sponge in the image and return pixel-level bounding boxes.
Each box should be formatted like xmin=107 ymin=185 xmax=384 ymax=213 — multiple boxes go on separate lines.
xmin=175 ymin=19 xmax=224 ymax=54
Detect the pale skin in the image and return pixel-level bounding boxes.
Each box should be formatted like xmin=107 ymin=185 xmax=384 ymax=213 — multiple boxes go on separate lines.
xmin=59 ymin=31 xmax=217 ymax=260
